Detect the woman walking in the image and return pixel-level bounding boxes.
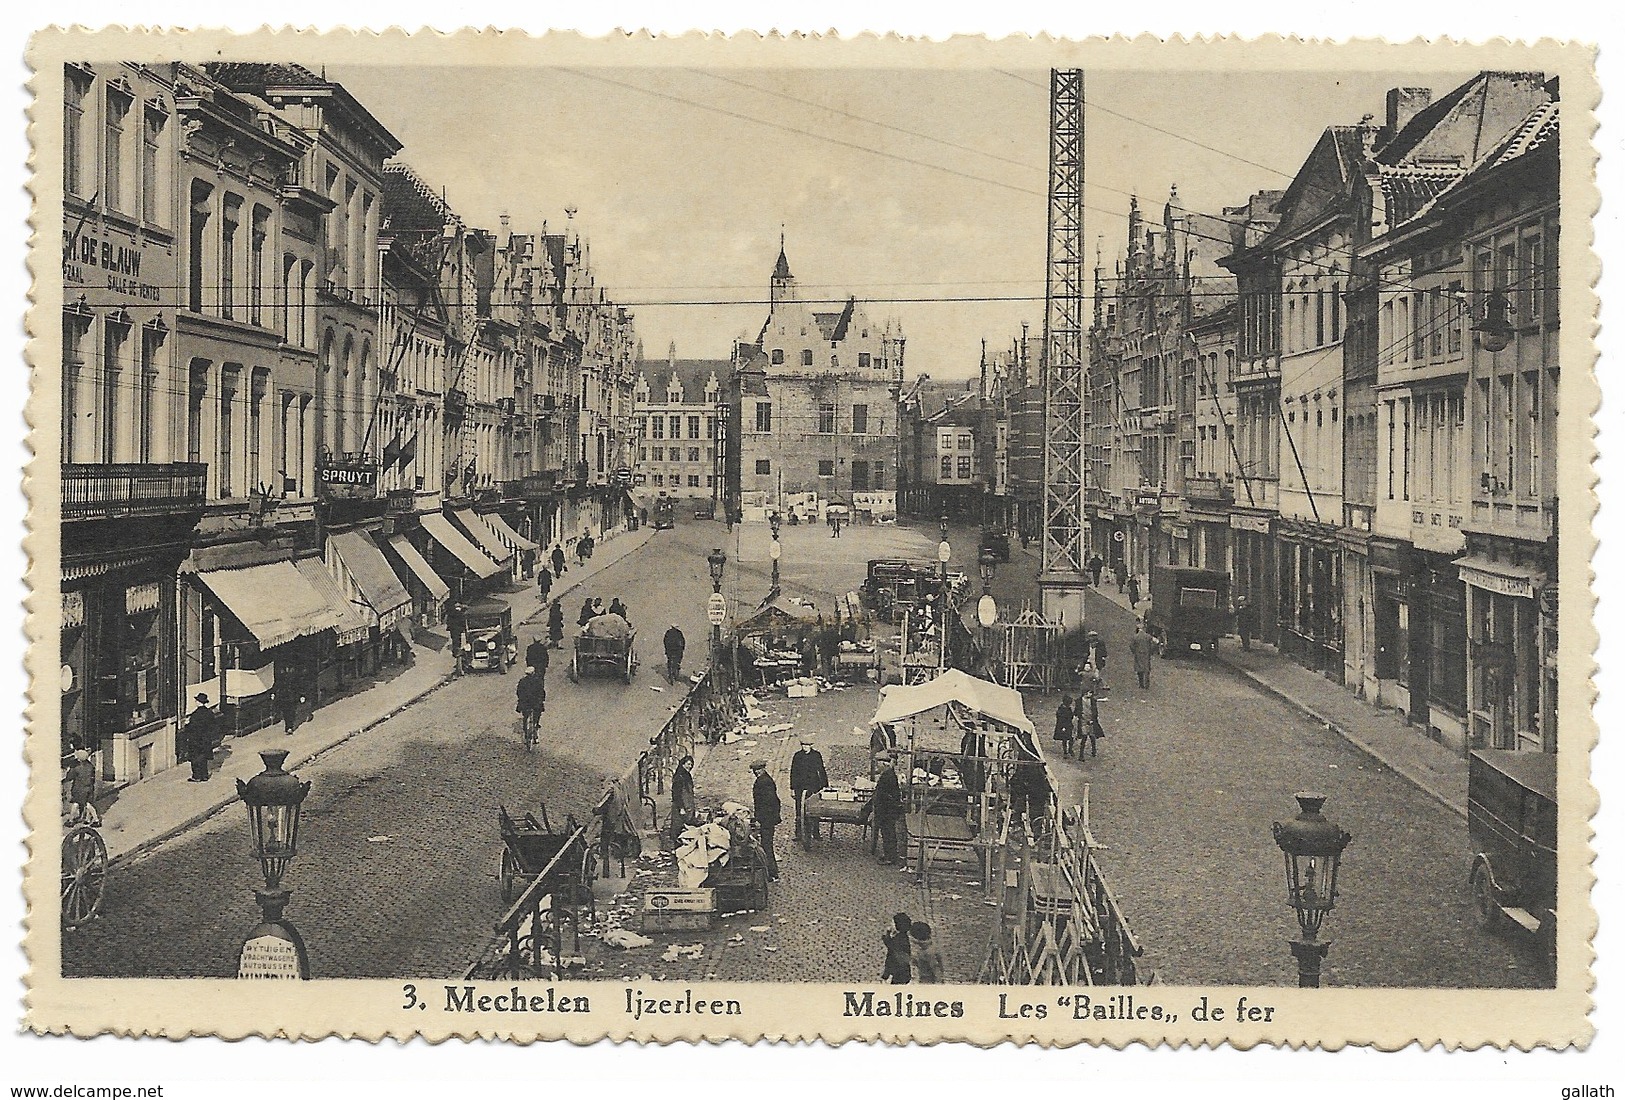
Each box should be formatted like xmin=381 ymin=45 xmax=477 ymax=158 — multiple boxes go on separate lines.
xmin=547 ymin=599 xmax=565 ymax=649
xmin=1053 ymin=695 xmax=1076 ymax=759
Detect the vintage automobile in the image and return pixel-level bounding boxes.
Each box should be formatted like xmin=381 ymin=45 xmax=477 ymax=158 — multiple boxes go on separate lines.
xmin=1146 ymin=566 xmax=1234 ymax=656
xmin=569 ymin=613 xmax=638 ymax=683
xmin=1468 ymin=748 xmax=1557 ymax=974
xmin=459 ymin=598 xmax=516 ymax=674
xmin=979 ymin=527 xmax=1011 ymax=563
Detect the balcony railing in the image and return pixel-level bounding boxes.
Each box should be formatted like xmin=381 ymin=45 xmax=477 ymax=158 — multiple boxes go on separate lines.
xmin=63 ymin=462 xmax=208 ymax=520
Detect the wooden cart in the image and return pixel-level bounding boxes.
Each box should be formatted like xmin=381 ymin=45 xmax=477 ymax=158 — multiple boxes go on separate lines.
xmin=61 ymin=822 xmax=108 ymax=931
xmin=569 ymin=623 xmax=638 ymax=683
xmin=497 ymin=805 xmax=595 ymax=907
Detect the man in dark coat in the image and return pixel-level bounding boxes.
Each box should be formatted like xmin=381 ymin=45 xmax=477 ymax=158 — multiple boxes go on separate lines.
xmin=547 ymin=600 xmax=565 ymax=648
xmin=186 ymin=693 xmax=218 ymax=782
xmin=1235 ymin=595 xmax=1257 ymax=651
xmin=272 ymin=673 xmax=303 ymax=734
xmin=1130 ymin=621 xmax=1157 ymax=689
xmin=663 ymin=623 xmax=686 ymax=683
xmin=525 ymin=635 xmax=549 ymax=676
xmin=1087 ymin=553 xmax=1104 ymax=587
xmin=515 ymin=667 xmax=546 ymax=740
xmin=1053 ymin=696 xmax=1076 ymax=759
xmin=578 ymin=597 xmax=598 ymax=628
xmin=872 ymin=752 xmax=906 ymax=866
xmin=749 ymin=760 xmax=781 ymax=882
xmin=551 ymin=544 xmax=567 ymax=578
xmin=537 ymin=565 xmax=553 ymax=601
xmin=1127 ymin=573 xmax=1142 ymax=608
xmin=789 ymin=737 xmax=829 ymax=846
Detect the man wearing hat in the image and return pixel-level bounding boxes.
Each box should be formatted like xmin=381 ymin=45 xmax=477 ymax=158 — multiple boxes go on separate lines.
xmin=789 ymin=736 xmax=829 ymax=848
xmin=186 ymin=692 xmax=219 ymax=783
xmin=873 ymin=751 xmax=906 ymax=866
xmin=749 ymin=759 xmax=781 ymax=882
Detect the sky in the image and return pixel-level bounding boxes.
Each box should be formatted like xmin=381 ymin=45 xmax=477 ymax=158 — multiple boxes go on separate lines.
xmin=325 ymin=64 xmax=1486 ymax=378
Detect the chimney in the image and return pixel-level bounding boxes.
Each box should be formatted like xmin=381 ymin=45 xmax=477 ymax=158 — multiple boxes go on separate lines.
xmin=1386 ymin=87 xmax=1433 ymax=138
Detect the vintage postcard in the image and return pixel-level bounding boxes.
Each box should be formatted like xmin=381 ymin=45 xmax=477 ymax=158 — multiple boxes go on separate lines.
xmin=21 ymin=28 xmax=1598 ymax=1048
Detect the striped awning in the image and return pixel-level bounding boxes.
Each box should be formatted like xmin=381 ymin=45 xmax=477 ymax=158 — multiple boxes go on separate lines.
xmin=421 ymin=512 xmax=501 ymax=579
xmin=482 ymin=511 xmax=538 ymax=553
xmin=452 ymin=508 xmax=515 ymax=567
xmin=385 ymin=534 xmax=451 ymax=601
xmin=293 ymin=558 xmax=371 ymax=646
xmin=328 ymin=531 xmax=412 ymax=630
xmin=195 ymin=560 xmax=342 ymax=650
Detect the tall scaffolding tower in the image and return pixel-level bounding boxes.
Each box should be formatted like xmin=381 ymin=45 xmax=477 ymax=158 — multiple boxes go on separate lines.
xmin=1039 ymin=68 xmax=1090 ymax=627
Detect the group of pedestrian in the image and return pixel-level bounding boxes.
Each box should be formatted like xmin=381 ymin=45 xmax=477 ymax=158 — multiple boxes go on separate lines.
xmin=880 ymin=911 xmax=944 ymax=984
xmin=1052 ymin=689 xmax=1104 ymax=759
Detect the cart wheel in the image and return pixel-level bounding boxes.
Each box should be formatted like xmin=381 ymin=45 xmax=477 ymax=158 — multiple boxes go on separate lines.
xmin=61 ymin=825 xmax=108 ymax=931
xmin=1471 ymin=864 xmax=1502 ymax=932
xmin=624 ymin=656 xmax=635 ymax=684
xmin=500 ymin=848 xmax=520 ymax=905
xmin=568 ymin=654 xmax=579 ymax=683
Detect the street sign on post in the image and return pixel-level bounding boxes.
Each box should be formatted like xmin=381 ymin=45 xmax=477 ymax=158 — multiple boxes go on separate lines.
xmin=707 ymin=593 xmax=727 ymax=626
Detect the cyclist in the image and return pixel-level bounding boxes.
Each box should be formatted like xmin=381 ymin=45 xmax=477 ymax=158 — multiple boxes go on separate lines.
xmin=515 ymin=665 xmax=546 ymax=747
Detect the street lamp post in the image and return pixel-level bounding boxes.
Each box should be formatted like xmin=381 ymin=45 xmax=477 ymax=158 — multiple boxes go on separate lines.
xmin=769 ymin=510 xmax=782 ymax=598
xmin=977 ymin=547 xmax=1000 ymax=671
xmin=707 ymin=546 xmax=728 ymax=680
xmin=1271 ymin=792 xmax=1353 ymax=988
xmin=236 ymin=749 xmax=313 ymax=979
xmin=937 ymin=516 xmax=951 ymax=672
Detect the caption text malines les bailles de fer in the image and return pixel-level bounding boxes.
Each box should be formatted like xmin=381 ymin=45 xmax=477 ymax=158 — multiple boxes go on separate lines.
xmin=410 ymin=983 xmax=1281 ymax=1026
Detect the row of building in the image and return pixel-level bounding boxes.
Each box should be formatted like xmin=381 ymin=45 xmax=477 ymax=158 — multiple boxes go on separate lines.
xmin=60 ymin=61 xmax=640 ymax=781
xmin=897 ymin=71 xmax=1561 ymax=758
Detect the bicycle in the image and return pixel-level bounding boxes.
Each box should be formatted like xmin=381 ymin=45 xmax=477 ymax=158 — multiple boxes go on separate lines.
xmin=518 ymin=709 xmax=541 ymax=751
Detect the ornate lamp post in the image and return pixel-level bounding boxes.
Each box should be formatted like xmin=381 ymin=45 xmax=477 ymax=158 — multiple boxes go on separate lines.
xmin=769 ymin=510 xmax=782 ymax=597
xmin=707 ymin=546 xmax=728 ymax=676
xmin=1271 ymin=792 xmax=1352 ymax=988
xmin=937 ymin=516 xmax=952 ymax=672
xmin=977 ymin=547 xmax=1000 ymax=665
xmin=236 ymin=749 xmax=312 ymax=979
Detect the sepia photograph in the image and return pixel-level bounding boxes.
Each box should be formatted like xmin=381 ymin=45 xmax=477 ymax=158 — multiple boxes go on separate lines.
xmin=18 ymin=25 xmax=1600 ymax=1057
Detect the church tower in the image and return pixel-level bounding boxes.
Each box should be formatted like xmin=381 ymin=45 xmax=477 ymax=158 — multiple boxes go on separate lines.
xmin=769 ymin=233 xmax=796 ymax=307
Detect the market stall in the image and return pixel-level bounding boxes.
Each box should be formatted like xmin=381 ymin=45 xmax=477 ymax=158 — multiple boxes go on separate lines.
xmin=868 ymin=669 xmax=1040 ymax=877
xmin=735 ymin=596 xmax=821 ymax=688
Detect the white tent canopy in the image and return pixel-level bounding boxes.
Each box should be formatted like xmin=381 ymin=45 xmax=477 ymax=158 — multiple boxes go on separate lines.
xmin=871 ymin=668 xmax=1034 ymax=736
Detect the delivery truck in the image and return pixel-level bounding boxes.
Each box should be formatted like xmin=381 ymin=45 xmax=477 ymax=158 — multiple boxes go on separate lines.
xmin=1146 ymin=566 xmax=1233 ymax=656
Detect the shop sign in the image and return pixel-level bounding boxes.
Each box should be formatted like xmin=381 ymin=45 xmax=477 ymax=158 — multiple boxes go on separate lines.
xmin=1169 ymin=523 xmax=1190 ymax=540
xmin=317 ymin=461 xmax=379 ymax=500
xmin=615 ymin=466 xmax=633 ymax=486
xmin=63 ymin=222 xmax=165 ymax=303
xmin=1134 ymin=491 xmax=1160 ymax=510
xmin=124 ymin=581 xmax=161 ymax=615
xmin=707 ymin=593 xmax=727 ymax=626
xmin=644 ymin=888 xmax=714 ymax=912
xmin=1230 ymin=513 xmax=1272 ymax=534
xmin=62 ymin=590 xmax=84 ymax=630
xmin=1460 ymin=564 xmax=1536 ymax=600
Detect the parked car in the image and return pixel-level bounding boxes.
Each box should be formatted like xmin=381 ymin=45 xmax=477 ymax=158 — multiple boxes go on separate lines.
xmin=979 ymin=527 xmax=1011 ymax=562
xmin=458 ymin=598 xmax=515 ymax=673
xmin=694 ymin=501 xmax=716 ymax=520
xmin=1468 ymin=748 xmax=1557 ymax=976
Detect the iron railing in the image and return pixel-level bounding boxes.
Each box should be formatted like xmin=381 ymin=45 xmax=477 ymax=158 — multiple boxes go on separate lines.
xmin=62 ymin=462 xmax=207 ymax=520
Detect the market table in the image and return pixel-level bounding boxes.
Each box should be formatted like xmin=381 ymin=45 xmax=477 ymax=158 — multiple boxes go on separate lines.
xmin=803 ymin=789 xmax=871 ymax=847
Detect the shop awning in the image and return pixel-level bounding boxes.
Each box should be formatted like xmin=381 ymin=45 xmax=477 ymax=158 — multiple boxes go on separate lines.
xmin=386 ymin=534 xmax=450 ymax=601
xmin=293 ymin=558 xmax=371 ymax=647
xmin=328 ymin=531 xmax=413 ymax=630
xmin=421 ymin=512 xmax=501 ymax=579
xmin=481 ymin=511 xmax=538 ymax=553
xmin=452 ymin=508 xmax=515 ymax=568
xmin=872 ymin=668 xmax=1035 ymax=736
xmin=1455 ymin=554 xmax=1546 ymax=599
xmin=195 ymin=560 xmax=343 ymax=650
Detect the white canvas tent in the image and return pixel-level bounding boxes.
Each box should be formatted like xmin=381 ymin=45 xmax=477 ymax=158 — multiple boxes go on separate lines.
xmin=872 ymin=668 xmax=1035 ymax=737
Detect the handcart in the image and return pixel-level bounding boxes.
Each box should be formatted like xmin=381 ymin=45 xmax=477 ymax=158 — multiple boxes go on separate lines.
xmin=497 ymin=804 xmax=595 ymax=907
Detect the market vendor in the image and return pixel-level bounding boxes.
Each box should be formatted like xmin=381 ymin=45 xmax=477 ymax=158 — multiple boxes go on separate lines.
xmin=790 ymin=737 xmax=829 ymax=845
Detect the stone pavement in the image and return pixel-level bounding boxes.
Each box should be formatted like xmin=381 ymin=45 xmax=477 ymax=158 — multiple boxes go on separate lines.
xmin=92 ymin=524 xmax=654 ymax=865
xmin=1084 ymin=578 xmax=1467 ymax=818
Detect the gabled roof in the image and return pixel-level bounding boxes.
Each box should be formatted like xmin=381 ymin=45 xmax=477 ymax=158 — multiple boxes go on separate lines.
xmin=1401 ymin=100 xmax=1559 ymax=229
xmin=1376 ymin=71 xmax=1552 ymax=169
xmin=635 ymin=359 xmax=728 ymax=405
